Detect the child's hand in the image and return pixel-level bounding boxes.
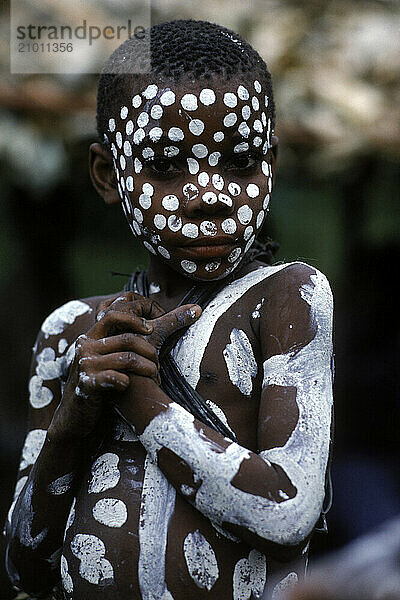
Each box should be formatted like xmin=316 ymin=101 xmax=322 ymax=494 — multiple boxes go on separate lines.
xmin=47 ymin=293 xmax=201 ymax=440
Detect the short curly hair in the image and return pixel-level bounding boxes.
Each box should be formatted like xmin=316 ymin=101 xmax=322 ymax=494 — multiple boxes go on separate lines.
xmin=96 ymin=19 xmax=275 ymax=143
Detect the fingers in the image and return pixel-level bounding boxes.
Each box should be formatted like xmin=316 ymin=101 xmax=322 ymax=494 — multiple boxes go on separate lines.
xmin=96 ymin=292 xmax=165 ymax=322
xmin=79 ymin=352 xmax=159 ymax=379
xmin=89 ymin=311 xmax=153 ymax=340
xmin=76 ymin=370 xmax=130 ymax=396
xmin=90 ymin=334 xmax=159 ymax=364
xmin=148 ymin=304 xmax=202 ymax=350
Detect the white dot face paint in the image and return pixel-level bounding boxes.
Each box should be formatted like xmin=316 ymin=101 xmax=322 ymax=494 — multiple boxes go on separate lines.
xmin=187 ymin=158 xmax=200 ymax=175
xmin=168 ymin=215 xmax=182 ymax=232
xmin=126 ymin=176 xmax=134 ymax=192
xmin=238 ymin=122 xmax=250 ymax=138
xmin=198 ymin=172 xmax=210 ymax=187
xmin=242 ymin=105 xmax=251 ymax=120
xmin=192 ymin=144 xmax=208 ymax=159
xmin=120 ymin=106 xmax=128 ymax=120
xmin=224 ymin=92 xmax=238 ymax=108
xmin=150 ymin=105 xmax=163 ymax=120
xmin=205 ymin=261 xmax=221 ymax=272
xmin=218 ymin=193 xmax=233 ymax=207
xmin=126 ymin=120 xmax=134 ymax=136
xmin=213 ymin=131 xmax=224 ymax=143
xmin=200 ymin=221 xmax=218 ymax=236
xmin=133 ymin=129 xmax=145 ymax=145
xmin=237 ymin=85 xmax=249 ymax=100
xmin=252 ymin=96 xmax=260 ymax=111
xmin=123 ymin=141 xmax=132 ymax=157
xmin=164 ymin=146 xmax=179 ymax=158
xmin=208 ymin=152 xmax=221 ymax=167
xmin=228 ymin=247 xmax=242 ymax=263
xmin=223 ymin=113 xmax=238 ymax=127
xmin=162 ymin=195 xmax=179 ymax=211
xmin=158 ymin=246 xmax=170 ymax=259
xmin=119 ymin=156 xmax=126 ymax=170
xmin=233 ymin=550 xmax=266 ymax=600
xmin=168 ymin=127 xmax=184 ymax=142
xmin=244 ymin=226 xmax=254 ymax=241
xmin=253 ymin=119 xmax=263 ymax=133
xmin=181 ymin=93 xmax=198 ymax=111
xmin=199 ymin=88 xmax=216 ymax=105
xmin=143 ymin=241 xmax=156 ymax=255
xmin=115 ymin=132 xmax=122 ymax=148
xmin=237 ymin=205 xmax=253 ymax=225
xmin=183 ymin=530 xmax=219 ymax=591
xmin=154 ymin=214 xmax=166 ymax=230
xmin=212 ymin=174 xmax=224 ymax=191
xmin=132 ymin=94 xmax=142 ymax=108
xmin=256 ymin=210 xmax=265 ymax=229
xmin=142 ymin=183 xmax=154 ymax=196
xmin=183 ymin=183 xmax=199 ymax=200
xmin=108 ymin=118 xmax=116 ymax=132
xmin=139 ymin=193 xmax=152 ymax=210
xmin=143 ymin=84 xmax=158 ymax=99
xmin=160 ymin=90 xmax=176 ymax=106
xmin=149 ymin=127 xmax=163 ymax=142
xmin=70 ymin=534 xmax=114 ymax=585
xmin=142 ymin=147 xmax=154 ymax=159
xmin=188 ymin=119 xmax=205 ymax=136
xmin=254 ymin=80 xmax=262 ymax=93
xmin=133 ymin=207 xmax=143 ymax=223
xmin=263 ymin=194 xmax=270 ymax=210
xmin=234 ymin=142 xmax=249 ymax=153
xmin=221 ymin=218 xmax=237 ymax=234
xmin=246 ymin=183 xmax=260 ymax=198
xmin=202 ymin=191 xmax=217 ymax=205
xmin=137 ymin=112 xmax=149 ymax=128
xmin=92 ymin=498 xmax=128 ymax=528
xmin=228 ymin=182 xmax=241 ymax=197
xmin=182 ymin=223 xmax=199 ymax=238
xmin=181 ymin=260 xmax=197 ymax=273
xmin=134 ymin=158 xmax=142 ymax=173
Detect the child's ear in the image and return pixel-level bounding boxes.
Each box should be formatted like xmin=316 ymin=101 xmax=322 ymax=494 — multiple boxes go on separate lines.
xmin=89 ymin=143 xmax=119 ymax=205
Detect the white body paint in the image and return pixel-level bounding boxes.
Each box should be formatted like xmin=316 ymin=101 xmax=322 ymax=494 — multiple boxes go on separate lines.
xmin=70 ymin=534 xmax=114 ymax=585
xmin=19 ymin=429 xmax=46 ymax=471
xmin=223 ymin=328 xmax=258 ymax=396
xmin=41 ymin=301 xmax=91 ymax=338
xmin=233 ymin=550 xmax=266 ymax=600
xmin=138 ymin=455 xmax=175 ymax=600
xmin=183 ymin=530 xmax=219 ymax=590
xmin=88 ymin=453 xmax=121 ymax=494
xmin=48 ymin=472 xmax=73 ymax=495
xmin=61 ymin=554 xmax=74 ymax=594
xmin=271 ymin=572 xmax=298 ymax=599
xmin=92 ymin=498 xmax=128 ymax=528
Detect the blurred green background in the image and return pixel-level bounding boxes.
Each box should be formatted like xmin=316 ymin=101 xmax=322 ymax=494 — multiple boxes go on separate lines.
xmin=1 ymin=0 xmax=399 ymax=596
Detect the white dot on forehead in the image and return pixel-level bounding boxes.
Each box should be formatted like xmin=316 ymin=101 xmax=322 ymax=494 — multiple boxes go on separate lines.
xmin=149 ymin=127 xmax=163 ymax=142
xmin=237 ymin=85 xmax=249 ymax=100
xmin=150 ymin=105 xmax=163 ymax=120
xmin=160 ymin=90 xmax=176 ymax=106
xmin=188 ymin=119 xmax=205 ymax=136
xmin=228 ymin=182 xmax=241 ymax=196
xmin=120 ymin=106 xmax=128 ymax=119
xmin=223 ymin=113 xmax=238 ymax=128
xmin=192 ymin=144 xmax=208 ymax=159
xmin=213 ymin=131 xmax=224 ymax=143
xmin=253 ymin=136 xmax=263 ymax=147
xmin=142 ymin=183 xmax=154 ymax=195
xmin=200 ymin=220 xmax=217 ymax=236
xmin=223 ymin=92 xmax=237 ymax=108
xmin=137 ymin=112 xmax=149 ymax=128
xmin=126 ymin=176 xmax=134 ymax=191
xmin=181 ymin=94 xmax=198 ymax=111
xmin=182 ymin=223 xmax=199 ymax=238
xmin=234 ymin=142 xmax=249 ymax=153
xmin=199 ymin=88 xmax=216 ymax=105
xmin=143 ymin=84 xmax=158 ymax=99
xmin=212 ymin=174 xmax=224 ymax=190
xmin=116 ymin=131 xmax=122 ymax=148
xmin=168 ymin=127 xmax=184 ymax=142
xmin=154 ymin=214 xmax=166 ymax=230
xmin=253 ymin=119 xmax=263 ymax=133
xmin=221 ymin=218 xmax=237 ymax=234
xmin=198 ymin=172 xmax=209 ymax=187
xmin=181 ymin=260 xmax=197 ymax=273
xmin=133 ymin=129 xmax=145 ymax=145
xmin=158 ymin=246 xmax=170 ymax=259
xmin=168 ymin=215 xmax=182 ymax=231
xmin=162 ymin=194 xmax=179 ymax=211
xmin=108 ymin=118 xmax=116 ymax=132
xmin=142 ymin=147 xmax=154 ymax=159
xmin=246 ymin=183 xmax=259 ymax=198
xmin=238 ymin=122 xmax=250 ymax=138
xmin=123 ymin=141 xmax=132 ymax=156
xmin=208 ymin=152 xmax=221 ymax=167
xmin=164 ymin=146 xmax=179 ymax=158
xmin=126 ymin=120 xmax=134 ymax=135
xmin=132 ymin=94 xmax=142 ymax=108
xmin=134 ymin=158 xmax=142 ymax=173
xmin=254 ymin=80 xmax=262 ymax=93
xmin=252 ymin=96 xmax=260 ymax=111
xmin=242 ymin=105 xmax=251 ymax=120
xmin=237 ymin=205 xmax=253 ymax=225
xmin=187 ymin=158 xmax=199 ymax=175
xmin=202 ymin=191 xmax=217 ymax=205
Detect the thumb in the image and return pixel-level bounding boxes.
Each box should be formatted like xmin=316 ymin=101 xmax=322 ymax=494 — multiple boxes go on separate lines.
xmin=147 ymin=304 xmax=202 ymax=350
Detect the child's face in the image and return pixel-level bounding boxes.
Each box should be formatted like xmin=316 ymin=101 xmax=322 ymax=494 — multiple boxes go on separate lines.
xmin=106 ymin=77 xmax=275 ymax=281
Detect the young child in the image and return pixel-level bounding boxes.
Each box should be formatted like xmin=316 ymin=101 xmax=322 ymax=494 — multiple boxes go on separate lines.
xmin=5 ymin=20 xmax=334 ymax=600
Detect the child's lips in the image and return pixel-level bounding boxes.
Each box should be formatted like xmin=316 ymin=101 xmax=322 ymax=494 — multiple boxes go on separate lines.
xmin=173 ymin=236 xmax=237 ymax=259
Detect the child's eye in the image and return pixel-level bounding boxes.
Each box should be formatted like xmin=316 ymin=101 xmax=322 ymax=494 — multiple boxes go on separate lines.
xmin=145 ymin=157 xmax=180 ymax=177
xmin=225 ymin=153 xmax=259 ymax=172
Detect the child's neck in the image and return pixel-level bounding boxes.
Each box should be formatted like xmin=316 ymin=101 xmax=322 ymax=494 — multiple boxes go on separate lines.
xmin=146 ymin=256 xmax=195 ymax=312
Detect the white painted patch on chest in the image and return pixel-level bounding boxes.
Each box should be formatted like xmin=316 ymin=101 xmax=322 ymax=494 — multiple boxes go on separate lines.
xmin=183 ymin=529 xmax=219 ymax=590
xmin=19 ymin=429 xmax=46 ymax=470
xmin=223 ymin=329 xmax=257 ymax=396
xmin=70 ymin=533 xmax=114 ymax=585
xmin=88 ymin=453 xmax=120 ymax=494
xmin=233 ymin=550 xmax=266 ymax=600
xmin=92 ymin=498 xmax=128 ymax=528
xmin=41 ymin=301 xmax=91 ymax=338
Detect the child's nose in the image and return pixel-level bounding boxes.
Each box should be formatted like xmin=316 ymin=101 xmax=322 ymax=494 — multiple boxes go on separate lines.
xmin=182 ymin=179 xmax=235 ymax=218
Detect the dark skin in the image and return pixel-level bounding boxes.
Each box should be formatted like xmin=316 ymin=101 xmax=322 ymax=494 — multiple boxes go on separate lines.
xmin=6 ymin=76 xmax=333 ymax=599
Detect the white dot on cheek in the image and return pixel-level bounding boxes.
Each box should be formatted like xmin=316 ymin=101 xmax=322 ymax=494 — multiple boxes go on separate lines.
xmin=181 ymin=94 xmax=198 ymax=111
xmin=208 ymin=152 xmax=221 ymax=167
xmin=253 ymin=119 xmax=263 ymax=133
xmin=252 ymin=96 xmax=260 ymax=111
xmin=246 ymin=183 xmax=259 ymax=198
xmin=228 ymin=247 xmax=242 ymax=263
xmin=108 ymin=118 xmax=116 ymax=132
xmin=253 ymin=136 xmax=263 ymax=147
xmin=160 ymin=90 xmax=176 ymax=106
xmin=182 ymin=223 xmax=199 ymax=238
xmin=213 ymin=131 xmax=224 ymax=143
xmin=119 ymin=155 xmax=126 ymax=170
xmin=256 ymin=209 xmax=265 ymax=229
xmin=120 ymin=106 xmax=128 ymax=119
xmin=205 ymin=261 xmax=221 ymax=272
xmin=162 ymin=195 xmax=180 ymax=211
xmin=142 ymin=147 xmax=154 ymax=159
xmin=188 ymin=119 xmax=205 ymax=136
xmin=242 ymin=106 xmax=251 ymax=120
xmin=202 ymin=192 xmax=217 ymax=205
xmin=234 ymin=142 xmax=249 ymax=153
xmin=133 ymin=129 xmax=145 ymax=145
xmin=221 ymin=218 xmax=237 ymax=234
xmin=238 ymin=122 xmax=250 ymax=138
xmin=212 ymin=174 xmax=224 ymax=191
xmin=142 ymin=183 xmax=154 ymax=196
xmin=218 ymin=193 xmax=232 ymax=207
xmin=263 ymin=194 xmax=270 ymax=210
xmin=192 ymin=144 xmax=208 ymax=159
xmin=244 ymin=225 xmax=253 ymax=240
xmin=183 ymin=183 xmax=199 ymax=200
xmin=168 ymin=215 xmax=182 ymax=231
xmin=223 ymin=113 xmax=238 ymax=127
xmin=237 ymin=205 xmax=253 ymax=225
xmin=139 ymin=193 xmax=152 ymax=210
xmin=164 ymin=146 xmax=179 ymax=158
xmin=200 ymin=221 xmax=218 ymax=236
xmin=228 ymin=182 xmax=241 ymax=196
xmin=143 ymin=241 xmax=156 ymax=254
xmin=187 ymin=158 xmax=200 ymax=175
xmin=198 ymin=172 xmax=209 ymax=187
xmin=181 ymin=260 xmax=197 ymax=273
xmin=223 ymin=93 xmax=237 ymax=108
xmin=133 ymin=207 xmax=143 ymax=223
xmin=199 ymin=89 xmax=216 ymax=106
xmin=158 ymin=246 xmax=170 ymax=259
xmin=154 ymin=214 xmax=166 ymax=230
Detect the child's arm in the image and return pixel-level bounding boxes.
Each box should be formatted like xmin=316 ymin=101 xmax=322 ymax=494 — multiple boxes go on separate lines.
xmin=5 ymin=294 xmax=198 ymax=595
xmin=117 ymin=263 xmax=334 ymax=556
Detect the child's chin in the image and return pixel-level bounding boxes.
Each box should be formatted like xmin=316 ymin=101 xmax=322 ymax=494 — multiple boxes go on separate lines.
xmin=175 ymin=260 xmax=242 ymax=282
